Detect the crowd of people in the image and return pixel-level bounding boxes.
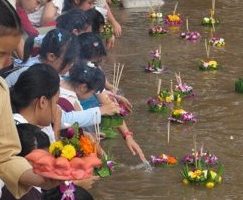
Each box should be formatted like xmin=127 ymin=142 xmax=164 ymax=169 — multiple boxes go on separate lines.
xmin=0 ymin=0 xmax=146 ymax=199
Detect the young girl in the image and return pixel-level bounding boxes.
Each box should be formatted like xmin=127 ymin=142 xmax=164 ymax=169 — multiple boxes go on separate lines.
xmin=63 ymin=0 xmax=121 ymax=48
xmin=6 ymin=28 xmax=79 ymax=87
xmin=56 ymin=8 xmax=92 ymax=35
xmin=10 ymin=64 xmax=98 ymax=199
xmin=0 ymin=1 xmax=59 ymax=197
xmin=10 ymin=63 xmax=60 ymax=142
xmin=60 ymin=59 xmax=145 ymax=162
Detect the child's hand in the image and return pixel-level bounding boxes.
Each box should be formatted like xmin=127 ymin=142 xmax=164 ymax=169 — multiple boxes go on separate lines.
xmin=112 ymin=21 xmax=122 ymax=37
xmin=115 ymin=95 xmax=132 ymax=113
xmin=100 ymin=102 xmax=120 ymax=116
xmin=125 ymin=136 xmax=146 ymax=162
xmin=73 ymin=176 xmax=100 ymax=190
xmin=106 ymin=35 xmax=115 ymax=49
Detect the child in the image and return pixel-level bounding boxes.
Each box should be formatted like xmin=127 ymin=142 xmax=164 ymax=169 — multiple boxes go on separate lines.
xmin=59 ymin=61 xmax=106 ymax=112
xmin=1 ymin=124 xmax=50 ymax=200
xmin=0 ymin=1 xmax=59 ymax=198
xmin=56 ymin=8 xmax=92 ymax=35
xmin=10 ymin=63 xmax=60 ymax=142
xmin=6 ymin=28 xmax=80 ymax=87
xmin=61 ymin=59 xmax=146 ymax=161
xmin=63 ymin=0 xmax=121 ymax=48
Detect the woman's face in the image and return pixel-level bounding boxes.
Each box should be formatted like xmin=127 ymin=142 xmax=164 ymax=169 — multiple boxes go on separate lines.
xmin=0 ymin=34 xmax=21 ymax=69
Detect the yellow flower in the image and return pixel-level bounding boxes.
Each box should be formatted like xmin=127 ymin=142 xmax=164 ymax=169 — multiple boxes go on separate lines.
xmin=188 ymin=171 xmax=196 ymax=179
xmin=49 ymin=141 xmax=64 ymax=154
xmin=165 ymin=95 xmax=174 ymax=103
xmin=61 ymin=145 xmax=76 ymax=160
xmin=208 ymin=60 xmax=218 ymax=68
xmin=194 ymin=170 xmax=202 ymax=178
xmin=168 ymin=14 xmax=180 ymax=22
xmin=206 ymin=182 xmax=215 ymax=189
xmin=173 ymin=109 xmax=186 ymax=116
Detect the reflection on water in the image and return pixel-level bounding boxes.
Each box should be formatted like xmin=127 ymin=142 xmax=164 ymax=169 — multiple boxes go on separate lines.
xmin=92 ymin=0 xmax=243 ymax=199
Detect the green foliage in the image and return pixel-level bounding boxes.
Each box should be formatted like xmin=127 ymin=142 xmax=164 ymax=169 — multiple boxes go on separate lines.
xmin=235 ymin=78 xmax=243 ymax=93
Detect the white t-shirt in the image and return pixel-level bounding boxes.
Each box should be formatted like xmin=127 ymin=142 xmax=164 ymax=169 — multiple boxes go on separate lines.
xmin=28 ymin=0 xmax=64 ymax=27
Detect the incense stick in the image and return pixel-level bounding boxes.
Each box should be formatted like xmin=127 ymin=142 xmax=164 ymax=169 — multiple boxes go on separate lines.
xmin=116 ymin=64 xmax=125 ymax=92
xmin=205 ymin=39 xmax=210 ymax=59
xmin=186 ymin=18 xmax=189 ymax=32
xmin=167 ymin=120 xmax=170 ymax=144
xmin=212 ymin=0 xmax=215 ymax=12
xmin=157 ymin=79 xmax=162 ymax=95
xmin=159 ymin=45 xmax=162 ymax=63
xmin=113 ymin=63 xmax=116 ymax=93
xmin=170 ymin=80 xmax=174 ymax=95
xmin=173 ymin=1 xmax=179 ymax=15
xmin=193 ymin=134 xmax=197 ymax=168
xmin=113 ymin=63 xmax=125 ymax=94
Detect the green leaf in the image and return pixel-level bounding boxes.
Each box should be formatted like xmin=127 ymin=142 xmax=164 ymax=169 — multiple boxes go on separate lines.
xmin=101 ymin=127 xmax=118 ymax=139
xmin=95 ymin=167 xmax=111 ymax=178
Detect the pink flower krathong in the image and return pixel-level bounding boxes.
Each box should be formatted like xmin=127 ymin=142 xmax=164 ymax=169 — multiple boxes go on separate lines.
xmin=180 ymin=31 xmax=201 ymax=41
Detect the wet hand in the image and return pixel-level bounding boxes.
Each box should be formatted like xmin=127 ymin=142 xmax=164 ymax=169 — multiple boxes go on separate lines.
xmin=125 ymin=136 xmax=146 ymax=162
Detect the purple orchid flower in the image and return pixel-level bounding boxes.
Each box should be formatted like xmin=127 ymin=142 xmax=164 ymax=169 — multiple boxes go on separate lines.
xmin=60 ymin=182 xmax=76 ymax=200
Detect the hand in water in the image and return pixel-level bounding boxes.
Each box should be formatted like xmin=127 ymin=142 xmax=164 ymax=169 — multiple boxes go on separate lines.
xmin=125 ymin=136 xmax=146 ymax=162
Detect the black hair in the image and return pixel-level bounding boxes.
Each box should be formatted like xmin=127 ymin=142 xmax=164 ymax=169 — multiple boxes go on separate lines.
xmin=0 ymin=0 xmax=22 ymax=35
xmin=56 ymin=8 xmax=91 ymax=33
xmin=11 ymin=63 xmax=60 ymax=113
xmin=42 ymin=185 xmax=94 ymax=200
xmin=69 ymin=61 xmax=106 ymax=93
xmin=63 ymin=0 xmax=92 ymax=12
xmin=78 ymin=32 xmax=106 ymax=61
xmin=39 ymin=28 xmax=79 ymax=71
xmin=86 ymin=8 xmax=105 ymax=33
xmin=22 ymin=36 xmax=35 ymax=63
xmin=16 ymin=123 xmax=50 ymax=157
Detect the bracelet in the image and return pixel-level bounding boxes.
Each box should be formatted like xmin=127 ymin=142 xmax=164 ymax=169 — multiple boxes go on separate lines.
xmin=121 ymin=131 xmax=133 ymax=140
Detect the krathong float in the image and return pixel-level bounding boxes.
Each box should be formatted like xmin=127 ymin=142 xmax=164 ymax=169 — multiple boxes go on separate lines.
xmin=165 ymin=1 xmax=182 ymax=26
xmin=25 ymin=123 xmax=101 ymax=180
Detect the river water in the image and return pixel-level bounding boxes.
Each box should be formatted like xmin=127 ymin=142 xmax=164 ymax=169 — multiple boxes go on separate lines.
xmin=91 ymin=0 xmax=243 ymax=199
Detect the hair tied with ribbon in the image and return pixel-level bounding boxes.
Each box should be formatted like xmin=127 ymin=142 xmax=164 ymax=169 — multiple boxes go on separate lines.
xmin=60 ymin=182 xmax=76 ymax=200
xmin=87 ymin=61 xmax=96 ymax=68
xmin=93 ymin=42 xmax=99 ymax=47
xmin=58 ymin=32 xmax=62 ymax=42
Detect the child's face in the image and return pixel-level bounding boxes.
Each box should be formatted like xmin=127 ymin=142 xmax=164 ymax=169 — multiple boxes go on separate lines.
xmin=19 ymin=0 xmax=42 ymax=13
xmin=37 ymin=91 xmax=60 ymax=126
xmin=0 ymin=34 xmax=21 ymax=69
xmin=79 ymin=0 xmax=94 ymax=11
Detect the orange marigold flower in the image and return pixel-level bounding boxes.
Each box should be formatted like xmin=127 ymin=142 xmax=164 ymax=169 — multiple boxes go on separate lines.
xmin=80 ymin=136 xmax=95 ymax=156
xmin=167 ymin=156 xmax=177 ymax=164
